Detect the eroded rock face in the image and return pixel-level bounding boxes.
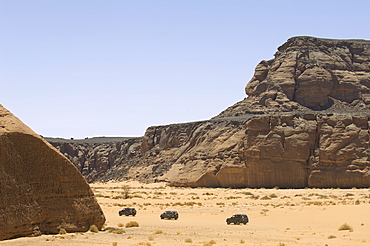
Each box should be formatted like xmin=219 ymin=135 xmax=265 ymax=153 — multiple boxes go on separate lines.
xmin=135 ymin=37 xmax=370 ymax=188
xmin=47 ymin=137 xmax=142 ymax=182
xmin=217 ymin=36 xmax=370 ymax=117
xmin=136 ymin=112 xmax=370 ymax=188
xmin=0 ymin=105 xmax=105 ymax=240
xmin=50 ymin=36 xmax=370 ymax=189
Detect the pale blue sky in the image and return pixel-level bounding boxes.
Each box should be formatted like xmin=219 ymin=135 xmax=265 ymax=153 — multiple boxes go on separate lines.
xmin=2 ymin=0 xmax=370 ymax=138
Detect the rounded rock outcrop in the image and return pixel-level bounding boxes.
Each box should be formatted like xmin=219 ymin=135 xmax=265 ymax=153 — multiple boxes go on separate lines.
xmin=0 ymin=105 xmax=105 ymax=240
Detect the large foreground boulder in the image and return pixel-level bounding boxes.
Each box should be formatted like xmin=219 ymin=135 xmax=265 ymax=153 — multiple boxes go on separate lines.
xmin=0 ymin=105 xmax=105 ymax=240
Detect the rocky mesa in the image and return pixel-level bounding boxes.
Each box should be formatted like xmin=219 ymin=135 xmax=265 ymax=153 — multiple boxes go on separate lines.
xmin=0 ymin=105 xmax=105 ymax=240
xmin=49 ymin=36 xmax=370 ymax=188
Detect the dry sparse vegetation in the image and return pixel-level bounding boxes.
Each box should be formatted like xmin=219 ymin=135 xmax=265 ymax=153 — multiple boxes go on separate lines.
xmin=104 ymin=227 xmax=125 ymax=234
xmin=122 ymin=185 xmax=131 ymax=199
xmin=153 ymin=230 xmax=163 ymax=234
xmin=89 ymin=225 xmax=99 ymax=233
xmin=86 ymin=183 xmax=370 ymax=246
xmin=338 ymin=223 xmax=353 ymax=231
xmin=185 ymin=238 xmax=193 ymax=243
xmin=125 ymin=221 xmax=139 ymax=228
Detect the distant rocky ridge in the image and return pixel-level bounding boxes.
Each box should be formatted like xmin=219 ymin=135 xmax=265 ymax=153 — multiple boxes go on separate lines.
xmin=46 ymin=137 xmax=142 ymax=182
xmin=0 ymin=105 xmax=105 ymax=240
xmin=48 ymin=36 xmax=370 ymax=188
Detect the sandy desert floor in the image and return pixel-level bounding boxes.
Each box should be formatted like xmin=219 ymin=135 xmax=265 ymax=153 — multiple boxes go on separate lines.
xmin=2 ymin=181 xmax=370 ymax=246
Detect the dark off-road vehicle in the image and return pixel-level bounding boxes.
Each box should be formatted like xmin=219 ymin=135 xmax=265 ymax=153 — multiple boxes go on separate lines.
xmin=226 ymin=214 xmax=249 ymax=225
xmin=160 ymin=211 xmax=179 ymax=220
xmin=119 ymin=207 xmax=137 ymax=216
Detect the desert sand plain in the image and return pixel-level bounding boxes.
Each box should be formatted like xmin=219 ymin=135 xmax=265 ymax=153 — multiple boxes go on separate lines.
xmin=2 ymin=181 xmax=370 ymax=246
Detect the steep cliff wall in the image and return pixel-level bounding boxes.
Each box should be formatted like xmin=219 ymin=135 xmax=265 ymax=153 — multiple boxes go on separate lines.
xmin=49 ymin=36 xmax=370 ymax=188
xmin=138 ymin=112 xmax=370 ymax=188
xmin=47 ymin=137 xmax=142 ymax=182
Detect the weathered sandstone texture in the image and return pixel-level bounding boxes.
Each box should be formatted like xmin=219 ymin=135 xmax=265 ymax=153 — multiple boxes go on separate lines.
xmin=138 ymin=112 xmax=370 ymax=188
xmin=47 ymin=137 xmax=142 ymax=182
xmin=0 ymin=105 xmax=105 ymax=240
xmin=50 ymin=36 xmax=370 ymax=188
xmin=217 ymin=36 xmax=370 ymax=117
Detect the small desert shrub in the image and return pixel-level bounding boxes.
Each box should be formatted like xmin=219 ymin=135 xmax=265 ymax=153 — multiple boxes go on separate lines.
xmin=240 ymin=239 xmax=245 ymax=243
xmin=355 ymin=200 xmax=361 ymax=205
xmin=277 ymin=243 xmax=286 ymax=246
xmin=122 ymin=185 xmax=131 ymax=199
xmin=112 ymin=243 xmax=118 ymax=246
xmin=89 ymin=225 xmax=99 ymax=233
xmin=58 ymin=228 xmax=67 ymax=234
xmin=131 ymin=194 xmax=144 ymax=198
xmin=117 ymin=223 xmax=124 ymax=227
xmin=225 ymin=196 xmax=242 ymax=199
xmin=338 ymin=223 xmax=353 ymax=231
xmin=148 ymin=236 xmax=154 ymax=241
xmin=138 ymin=243 xmax=151 ymax=246
xmin=261 ymin=209 xmax=269 ymax=216
xmin=185 ymin=238 xmax=193 ymax=243
xmin=203 ymin=240 xmax=216 ymax=246
xmin=203 ymin=192 xmax=213 ymax=195
xmin=105 ymin=227 xmax=125 ymax=234
xmin=260 ymin=195 xmax=271 ymax=200
xmin=125 ymin=221 xmax=139 ymax=228
xmin=270 ymin=193 xmax=278 ymax=198
xmin=328 ymin=235 xmax=337 ymax=239
xmin=154 ymin=230 xmax=163 ymax=234
xmin=317 ymin=194 xmax=328 ymax=199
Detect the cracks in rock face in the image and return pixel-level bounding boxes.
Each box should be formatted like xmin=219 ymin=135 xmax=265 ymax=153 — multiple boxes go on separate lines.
xmin=305 ymin=115 xmax=321 ymax=186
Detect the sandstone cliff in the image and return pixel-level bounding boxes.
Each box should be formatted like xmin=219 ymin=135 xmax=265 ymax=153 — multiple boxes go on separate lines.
xmin=49 ymin=36 xmax=370 ymax=188
xmin=0 ymin=105 xmax=105 ymax=240
xmin=138 ymin=112 xmax=370 ymax=188
xmin=47 ymin=137 xmax=142 ymax=182
xmin=217 ymin=36 xmax=370 ymax=117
